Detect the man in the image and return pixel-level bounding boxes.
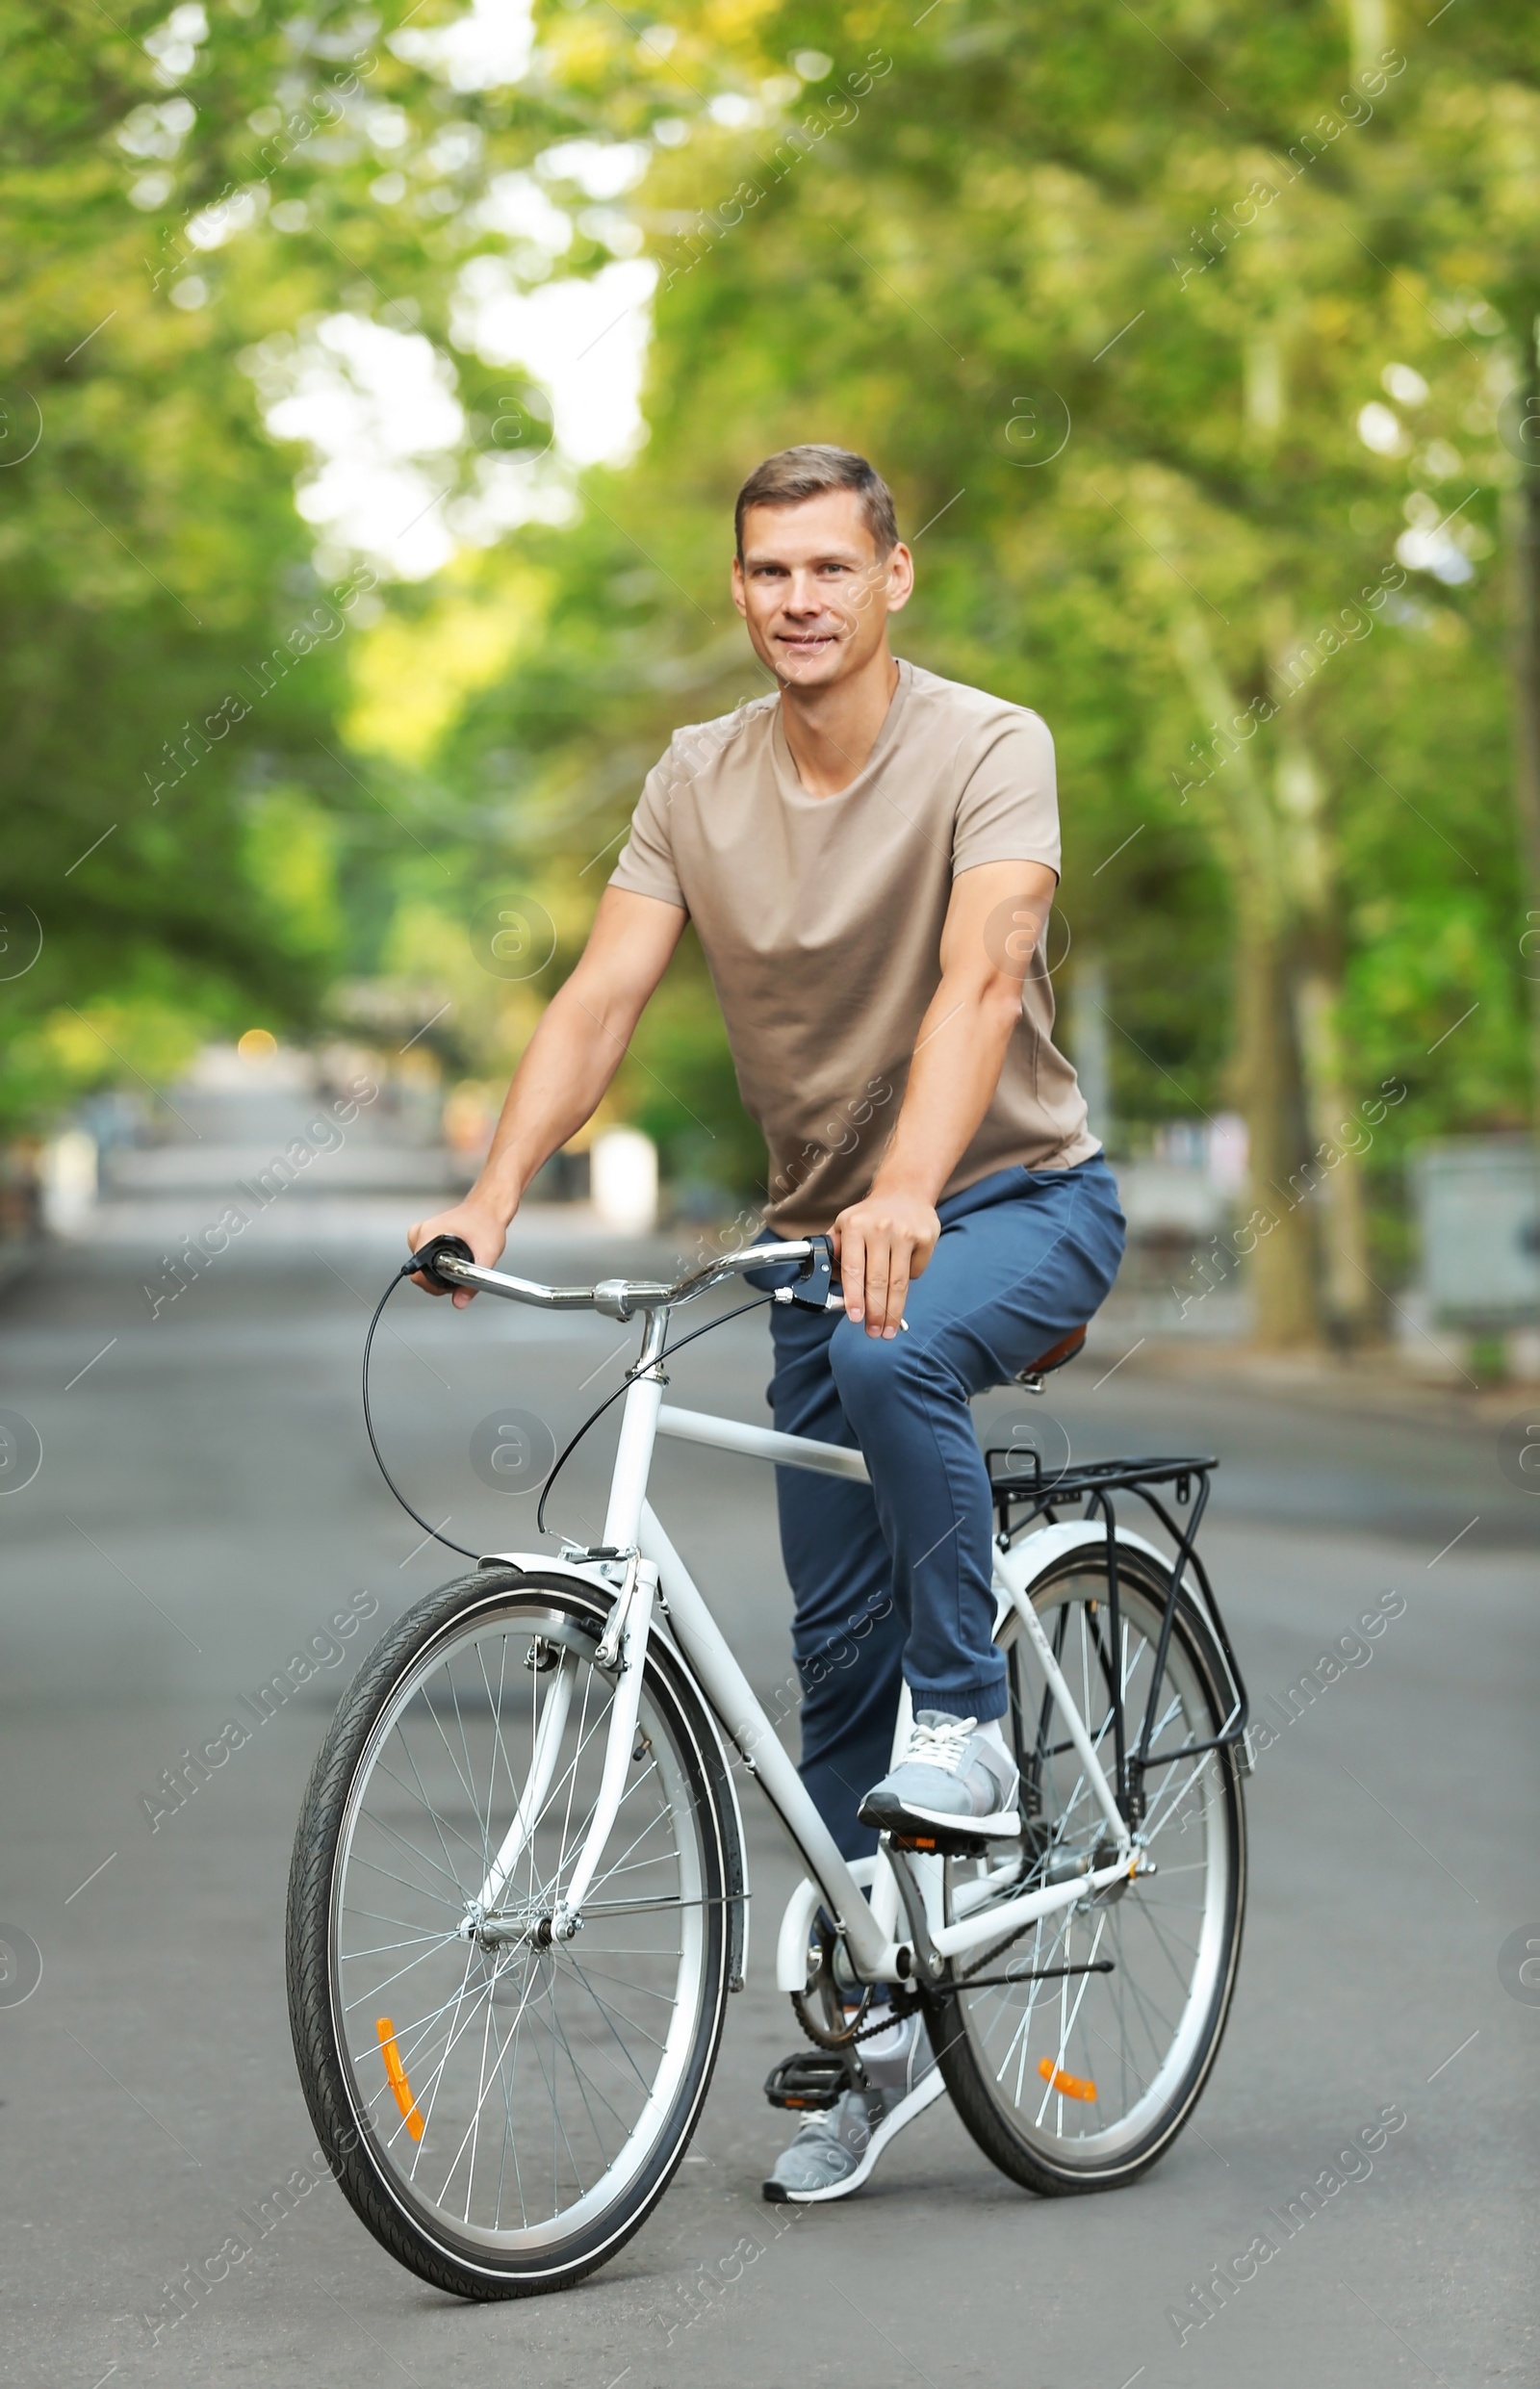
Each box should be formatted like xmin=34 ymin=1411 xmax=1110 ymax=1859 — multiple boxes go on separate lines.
xmin=409 ymin=444 xmax=1126 ymax=2203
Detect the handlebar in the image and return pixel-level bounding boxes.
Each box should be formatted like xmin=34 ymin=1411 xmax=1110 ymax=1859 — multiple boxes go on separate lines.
xmin=410 ymin=1232 xmax=830 ymax=1322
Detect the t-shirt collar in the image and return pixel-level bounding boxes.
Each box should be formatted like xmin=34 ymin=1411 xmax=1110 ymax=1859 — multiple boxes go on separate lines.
xmin=769 ymin=656 xmax=912 ymax=804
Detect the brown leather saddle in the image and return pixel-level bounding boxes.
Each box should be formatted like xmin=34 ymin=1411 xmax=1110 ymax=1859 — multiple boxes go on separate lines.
xmin=1013 ymin=1323 xmax=1088 ymax=1393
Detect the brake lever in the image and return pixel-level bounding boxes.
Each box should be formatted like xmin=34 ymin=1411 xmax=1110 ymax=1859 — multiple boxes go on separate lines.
xmin=776 ymin=1237 xmax=908 ymax=1329
xmin=784 ymin=1234 xmax=834 ymax=1312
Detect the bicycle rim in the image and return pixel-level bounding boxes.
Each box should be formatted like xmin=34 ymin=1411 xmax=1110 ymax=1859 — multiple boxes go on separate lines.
xmin=324 ymin=1586 xmax=721 ymax=2263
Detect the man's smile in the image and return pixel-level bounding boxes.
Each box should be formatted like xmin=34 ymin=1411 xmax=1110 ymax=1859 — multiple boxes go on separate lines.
xmin=774 ymin=626 xmax=842 ymax=655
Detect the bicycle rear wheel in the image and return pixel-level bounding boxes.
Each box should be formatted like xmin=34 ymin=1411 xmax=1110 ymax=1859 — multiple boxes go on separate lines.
xmin=929 ymin=1543 xmax=1245 ymax=2193
xmin=287 ymin=1567 xmax=735 ymax=2298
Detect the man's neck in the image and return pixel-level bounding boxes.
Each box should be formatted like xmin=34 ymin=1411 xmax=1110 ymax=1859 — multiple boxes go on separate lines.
xmin=778 ymin=647 xmax=900 ymax=798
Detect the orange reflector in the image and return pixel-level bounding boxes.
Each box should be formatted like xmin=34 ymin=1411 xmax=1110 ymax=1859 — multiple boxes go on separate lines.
xmin=1038 ymin=2056 xmax=1097 ymax=2102
xmin=376 ymin=2017 xmax=424 ymax=2140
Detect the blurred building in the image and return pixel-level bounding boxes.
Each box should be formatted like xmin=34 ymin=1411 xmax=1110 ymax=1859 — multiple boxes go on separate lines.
xmin=1411 ymin=1137 xmax=1540 ymax=1329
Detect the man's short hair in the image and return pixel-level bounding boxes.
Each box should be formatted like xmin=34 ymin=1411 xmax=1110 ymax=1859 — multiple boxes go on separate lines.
xmin=734 ymin=445 xmax=899 ymax=559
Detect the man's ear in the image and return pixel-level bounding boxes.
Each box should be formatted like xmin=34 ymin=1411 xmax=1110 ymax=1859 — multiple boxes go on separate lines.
xmin=730 ymin=553 xmax=748 ymax=619
xmin=885 ymin=542 xmax=914 ymax=613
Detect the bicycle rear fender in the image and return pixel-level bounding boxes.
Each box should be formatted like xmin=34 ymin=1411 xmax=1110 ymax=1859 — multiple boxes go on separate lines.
xmin=992 ymin=1519 xmax=1168 ymax=1629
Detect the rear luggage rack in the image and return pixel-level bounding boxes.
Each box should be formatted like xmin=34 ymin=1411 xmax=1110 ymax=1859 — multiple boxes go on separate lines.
xmin=984 ymin=1450 xmax=1251 ymax=1809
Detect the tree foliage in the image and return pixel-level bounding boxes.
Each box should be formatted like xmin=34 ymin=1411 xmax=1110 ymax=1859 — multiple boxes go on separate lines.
xmin=5 ymin=0 xmax=1539 ymax=1341
xmin=437 ymin=0 xmax=1540 ymax=1337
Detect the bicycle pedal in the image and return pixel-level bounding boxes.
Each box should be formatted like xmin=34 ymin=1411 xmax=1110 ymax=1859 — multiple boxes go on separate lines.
xmin=886 ymin=1824 xmax=1019 ymax=1860
xmin=763 ymin=2049 xmax=857 ymax=2112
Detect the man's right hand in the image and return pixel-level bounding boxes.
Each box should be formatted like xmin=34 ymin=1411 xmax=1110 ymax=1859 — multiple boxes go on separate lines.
xmin=408 ymin=1198 xmax=509 ymax=1307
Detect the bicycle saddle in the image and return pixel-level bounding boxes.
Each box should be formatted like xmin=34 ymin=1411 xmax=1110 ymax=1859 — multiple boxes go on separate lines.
xmin=1014 ymin=1324 xmax=1087 ymax=1393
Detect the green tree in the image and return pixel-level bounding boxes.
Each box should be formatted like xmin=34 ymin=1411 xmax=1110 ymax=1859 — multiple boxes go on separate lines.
xmin=0 ymin=0 xmax=617 ymax=1121
xmin=440 ymin=0 xmax=1537 ymax=1339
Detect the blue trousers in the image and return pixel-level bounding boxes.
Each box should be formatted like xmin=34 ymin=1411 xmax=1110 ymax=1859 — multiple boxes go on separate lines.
xmin=760 ymin=1156 xmax=1126 ymax=1858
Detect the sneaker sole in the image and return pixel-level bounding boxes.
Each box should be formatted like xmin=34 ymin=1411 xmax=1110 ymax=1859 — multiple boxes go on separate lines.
xmin=858 ymin=1790 xmax=1022 ymax=1838
xmin=760 ymin=2070 xmax=946 ymax=2204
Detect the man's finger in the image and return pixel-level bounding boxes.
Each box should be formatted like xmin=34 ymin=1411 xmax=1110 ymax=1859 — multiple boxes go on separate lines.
xmin=863 ymin=1241 xmax=891 ymax=1337
xmin=882 ymin=1251 xmax=911 ymax=1340
xmin=842 ymin=1224 xmax=866 ymax=1323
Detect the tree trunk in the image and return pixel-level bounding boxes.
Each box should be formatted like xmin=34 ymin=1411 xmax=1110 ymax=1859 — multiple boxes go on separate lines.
xmin=1271 ymin=732 xmax=1374 ymax=1339
xmin=1234 ymin=908 xmax=1322 ymax=1346
xmin=1169 ymin=613 xmax=1323 ymax=1346
xmin=1295 ymin=964 xmax=1375 ymax=1336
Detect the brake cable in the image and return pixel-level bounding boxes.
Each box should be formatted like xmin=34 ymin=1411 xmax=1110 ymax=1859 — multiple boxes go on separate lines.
xmin=362 ymin=1265 xmax=483 ymax=1562
xmin=533 ymin=1292 xmax=773 ymax=1538
xmin=362 ymin=1259 xmax=776 ymax=1558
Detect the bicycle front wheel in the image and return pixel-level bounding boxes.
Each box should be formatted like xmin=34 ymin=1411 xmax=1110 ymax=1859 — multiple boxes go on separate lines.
xmin=287 ymin=1567 xmax=735 ymax=2298
xmin=929 ymin=1543 xmax=1246 ymax=2194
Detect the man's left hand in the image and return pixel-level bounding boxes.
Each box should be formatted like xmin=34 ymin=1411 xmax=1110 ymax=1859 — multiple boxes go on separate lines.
xmin=831 ymin=1187 xmax=939 ymax=1338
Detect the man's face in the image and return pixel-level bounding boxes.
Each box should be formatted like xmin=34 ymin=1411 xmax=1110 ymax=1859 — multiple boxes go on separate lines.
xmin=732 ymin=488 xmax=912 ymax=690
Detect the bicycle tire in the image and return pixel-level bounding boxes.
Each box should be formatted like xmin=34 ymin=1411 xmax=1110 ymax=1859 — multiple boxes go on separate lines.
xmin=928 ymin=1542 xmax=1246 ymax=2195
xmin=286 ymin=1565 xmax=736 ymax=2299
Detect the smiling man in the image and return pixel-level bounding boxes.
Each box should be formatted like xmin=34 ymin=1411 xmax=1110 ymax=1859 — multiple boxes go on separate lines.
xmin=409 ymin=444 xmax=1126 ymax=2204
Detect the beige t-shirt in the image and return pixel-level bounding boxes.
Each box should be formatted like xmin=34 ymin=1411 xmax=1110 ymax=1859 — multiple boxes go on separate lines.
xmin=610 ymin=658 xmax=1097 ymax=1233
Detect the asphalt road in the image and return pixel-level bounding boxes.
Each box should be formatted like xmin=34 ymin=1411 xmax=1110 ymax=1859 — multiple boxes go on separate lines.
xmin=2 ymin=1197 xmax=1535 ymax=2389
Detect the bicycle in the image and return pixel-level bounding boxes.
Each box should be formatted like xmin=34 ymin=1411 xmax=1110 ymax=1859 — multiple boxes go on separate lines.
xmin=286 ymin=1230 xmax=1251 ymax=2299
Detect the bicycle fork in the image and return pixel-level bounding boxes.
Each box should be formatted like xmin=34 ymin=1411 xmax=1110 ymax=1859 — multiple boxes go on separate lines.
xmin=468 ymin=1315 xmax=670 ymax=1947
xmin=465 ymin=1554 xmax=660 ymax=1941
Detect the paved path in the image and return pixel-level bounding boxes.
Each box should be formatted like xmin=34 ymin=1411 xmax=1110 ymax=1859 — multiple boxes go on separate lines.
xmin=1 ymin=1174 xmax=1533 ymax=2387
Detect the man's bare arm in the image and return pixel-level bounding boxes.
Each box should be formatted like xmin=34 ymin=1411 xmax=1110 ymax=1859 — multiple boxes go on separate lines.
xmin=409 ymin=886 xmax=687 ymax=1301
xmin=832 ymin=860 xmax=1057 ymax=1337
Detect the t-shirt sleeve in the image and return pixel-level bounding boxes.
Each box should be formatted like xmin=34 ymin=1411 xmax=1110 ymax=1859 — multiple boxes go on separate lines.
xmin=951 ymin=707 xmax=1061 ymax=879
xmin=608 ymin=747 xmax=689 ymax=912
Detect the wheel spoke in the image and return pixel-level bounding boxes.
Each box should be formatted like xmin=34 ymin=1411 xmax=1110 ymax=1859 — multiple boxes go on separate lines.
xmin=952 ymin=1564 xmax=1241 ymax=2174
xmin=314 ymin=1595 xmax=718 ymax=2261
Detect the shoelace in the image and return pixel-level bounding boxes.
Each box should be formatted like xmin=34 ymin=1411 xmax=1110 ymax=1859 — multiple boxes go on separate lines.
xmin=903 ymin=1715 xmax=978 ymax=1776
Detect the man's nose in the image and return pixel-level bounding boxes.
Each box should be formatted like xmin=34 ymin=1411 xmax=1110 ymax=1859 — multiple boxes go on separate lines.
xmin=783 ymin=574 xmax=827 ymax=614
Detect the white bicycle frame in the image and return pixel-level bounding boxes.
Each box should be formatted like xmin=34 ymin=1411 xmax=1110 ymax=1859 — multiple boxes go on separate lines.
xmin=433 ymin=1241 xmax=1142 ymax=1987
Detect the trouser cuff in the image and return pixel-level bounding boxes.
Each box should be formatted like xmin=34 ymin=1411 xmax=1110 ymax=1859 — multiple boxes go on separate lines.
xmin=904 ymin=1676 xmax=1009 ymax=1725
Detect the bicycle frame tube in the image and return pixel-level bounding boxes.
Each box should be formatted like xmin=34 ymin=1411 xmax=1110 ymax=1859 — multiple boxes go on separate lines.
xmin=602 ymin=1312 xmax=668 ymax=1549
xmin=637 ymin=1503 xmax=1136 ymax=1979
xmin=507 ymin=1321 xmax=1137 ymax=1978
xmin=637 ymin=1501 xmax=895 ymax=1980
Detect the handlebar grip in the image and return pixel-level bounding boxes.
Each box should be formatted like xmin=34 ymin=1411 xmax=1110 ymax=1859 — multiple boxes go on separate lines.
xmin=411 ymin=1232 xmax=475 ymax=1292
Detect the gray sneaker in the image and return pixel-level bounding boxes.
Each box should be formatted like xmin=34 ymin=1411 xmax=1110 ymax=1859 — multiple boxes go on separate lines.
xmin=762 ymin=2011 xmax=942 ymax=2204
xmin=859 ymin=1710 xmax=1020 ymax=1838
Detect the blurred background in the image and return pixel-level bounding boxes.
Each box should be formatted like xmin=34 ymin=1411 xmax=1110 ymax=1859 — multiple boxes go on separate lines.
xmin=4 ymin=11 xmax=1538 ymax=2384
xmin=6 ymin=0 xmax=1540 ymax=1373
